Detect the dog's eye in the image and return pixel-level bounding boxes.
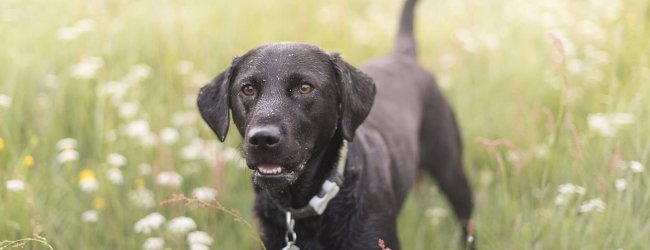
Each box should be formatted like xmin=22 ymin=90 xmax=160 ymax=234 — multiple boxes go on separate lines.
xmin=298 ymin=83 xmax=314 ymax=94
xmin=242 ymin=85 xmax=256 ymax=96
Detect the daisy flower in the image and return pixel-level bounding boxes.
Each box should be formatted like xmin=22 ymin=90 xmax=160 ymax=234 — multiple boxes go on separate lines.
xmin=128 ymin=188 xmax=156 ymax=209
xmin=82 ymin=210 xmax=99 ymax=223
xmin=57 ymin=148 xmax=80 ymax=163
xmin=614 ymin=179 xmax=627 ymax=191
xmin=56 ymin=138 xmax=77 ymax=150
xmin=159 ymin=127 xmax=180 ymax=145
xmin=156 ymin=171 xmax=183 ymax=188
xmin=134 ymin=212 xmax=166 ymax=234
xmin=0 ymin=94 xmax=12 ymax=108
xmin=70 ymin=57 xmax=104 ymax=79
xmin=187 ymin=231 xmax=213 ymax=246
xmin=167 ymin=217 xmax=196 ymax=235
xmin=107 ymin=153 xmax=127 ymax=167
xmin=5 ymin=179 xmax=25 ymax=192
xmin=142 ymin=237 xmax=164 ymax=250
xmin=192 ymin=187 xmax=218 ymax=203
xmin=79 ymin=169 xmax=99 ymax=193
xmin=107 ymin=167 xmax=124 ymax=184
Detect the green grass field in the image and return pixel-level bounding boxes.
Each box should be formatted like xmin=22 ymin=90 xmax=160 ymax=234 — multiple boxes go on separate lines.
xmin=1 ymin=0 xmax=649 ymax=249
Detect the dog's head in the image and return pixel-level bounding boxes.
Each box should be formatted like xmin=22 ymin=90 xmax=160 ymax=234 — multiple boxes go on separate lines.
xmin=198 ymin=42 xmax=375 ymax=190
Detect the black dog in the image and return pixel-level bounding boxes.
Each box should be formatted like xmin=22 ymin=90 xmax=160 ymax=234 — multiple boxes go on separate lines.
xmin=198 ymin=0 xmax=475 ymax=249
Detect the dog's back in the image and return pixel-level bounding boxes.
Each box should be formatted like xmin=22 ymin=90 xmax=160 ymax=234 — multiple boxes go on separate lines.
xmin=354 ymin=0 xmax=475 ymax=246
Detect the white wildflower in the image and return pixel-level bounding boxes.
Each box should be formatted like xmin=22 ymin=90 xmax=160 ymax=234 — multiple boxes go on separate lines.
xmin=187 ymin=231 xmax=213 ymax=246
xmin=124 ymin=120 xmax=157 ymax=147
xmin=156 ymin=171 xmax=183 ymax=188
xmin=558 ymin=183 xmax=586 ymax=195
xmin=56 ymin=138 xmax=77 ymax=150
xmin=202 ymin=140 xmax=221 ymax=165
xmin=139 ymin=163 xmax=152 ymax=175
xmin=97 ymin=81 xmax=132 ymax=104
xmin=176 ymin=60 xmax=194 ymax=75
xmin=128 ymin=188 xmax=156 ymax=209
xmin=567 ymin=59 xmax=584 ymax=75
xmin=5 ymin=179 xmax=25 ymax=192
xmin=629 ymin=161 xmax=644 ymax=173
xmin=107 ymin=153 xmax=127 ymax=167
xmin=587 ymin=114 xmax=614 ymax=137
xmin=181 ymin=139 xmax=205 ymax=160
xmin=70 ymin=57 xmax=104 ymax=79
xmin=107 ymin=168 xmax=124 ymax=184
xmin=0 ymin=94 xmax=12 ymax=108
xmin=614 ymin=179 xmax=627 ymax=191
xmin=189 ymin=244 xmax=210 ymax=250
xmin=608 ymin=113 xmax=636 ymax=125
xmin=134 ymin=212 xmax=166 ymax=234
xmin=555 ymin=183 xmax=585 ymax=205
xmin=192 ymin=187 xmax=218 ymax=203
xmin=79 ymin=178 xmax=99 ymax=193
xmin=505 ymin=150 xmax=522 ymax=163
xmin=167 ymin=217 xmax=197 ymax=235
xmin=587 ymin=113 xmax=636 ymax=137
xmin=142 ymin=237 xmax=165 ymax=250
xmin=535 ymin=144 xmax=550 ymax=159
xmin=125 ymin=119 xmax=151 ymax=138
xmin=124 ymin=64 xmax=152 ymax=84
xmin=160 ymin=127 xmax=180 ymax=145
xmin=82 ymin=210 xmax=99 ymax=222
xmin=56 ymin=19 xmax=95 ymax=41
xmin=57 ymin=148 xmax=80 ymax=163
xmin=455 ymin=29 xmax=479 ymax=53
xmin=578 ymin=198 xmax=606 ymax=213
xmin=118 ymin=102 xmax=140 ymax=118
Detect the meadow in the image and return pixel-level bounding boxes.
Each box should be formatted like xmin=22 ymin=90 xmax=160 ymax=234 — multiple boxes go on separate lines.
xmin=1 ymin=0 xmax=649 ymax=249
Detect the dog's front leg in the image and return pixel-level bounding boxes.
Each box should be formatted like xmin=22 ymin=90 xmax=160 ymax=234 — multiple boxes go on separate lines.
xmin=258 ymin=221 xmax=286 ymax=250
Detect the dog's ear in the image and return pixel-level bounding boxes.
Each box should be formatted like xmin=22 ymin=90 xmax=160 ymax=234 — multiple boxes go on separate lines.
xmin=330 ymin=53 xmax=376 ymax=141
xmin=197 ymin=57 xmax=239 ymax=142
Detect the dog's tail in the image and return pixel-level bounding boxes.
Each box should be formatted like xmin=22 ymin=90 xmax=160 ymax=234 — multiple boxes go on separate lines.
xmin=394 ymin=0 xmax=418 ymax=58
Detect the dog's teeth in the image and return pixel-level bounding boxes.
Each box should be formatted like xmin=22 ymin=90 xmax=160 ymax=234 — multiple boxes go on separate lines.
xmin=258 ymin=165 xmax=282 ymax=174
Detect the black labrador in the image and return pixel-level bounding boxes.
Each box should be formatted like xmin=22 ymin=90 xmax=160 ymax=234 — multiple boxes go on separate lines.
xmin=198 ymin=0 xmax=475 ymax=249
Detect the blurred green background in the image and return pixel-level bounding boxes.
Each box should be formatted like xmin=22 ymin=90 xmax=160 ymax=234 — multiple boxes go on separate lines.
xmin=1 ymin=0 xmax=649 ymax=249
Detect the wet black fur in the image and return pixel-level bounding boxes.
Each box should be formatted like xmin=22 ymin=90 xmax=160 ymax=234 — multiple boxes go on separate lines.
xmin=197 ymin=0 xmax=475 ymax=249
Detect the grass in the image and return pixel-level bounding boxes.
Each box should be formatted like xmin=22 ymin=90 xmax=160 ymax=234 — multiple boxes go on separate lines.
xmin=1 ymin=0 xmax=649 ymax=249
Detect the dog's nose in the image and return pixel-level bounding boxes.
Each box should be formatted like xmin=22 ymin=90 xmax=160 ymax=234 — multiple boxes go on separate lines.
xmin=247 ymin=126 xmax=281 ymax=148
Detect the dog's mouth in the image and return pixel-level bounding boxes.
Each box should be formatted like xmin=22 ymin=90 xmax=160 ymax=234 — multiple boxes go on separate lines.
xmin=251 ymin=162 xmax=304 ymax=190
xmin=255 ymin=164 xmax=286 ymax=175
xmin=254 ymin=163 xmax=304 ymax=176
